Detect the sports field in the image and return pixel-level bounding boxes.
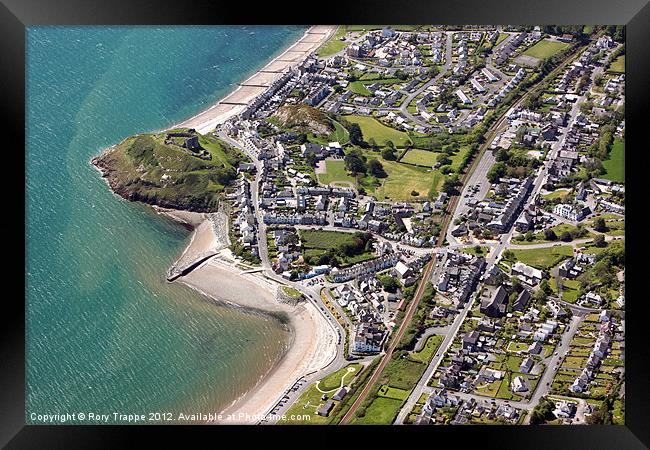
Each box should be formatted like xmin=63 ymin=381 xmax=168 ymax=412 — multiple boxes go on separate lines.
xmin=318 ymin=160 xmax=356 ymax=187
xmin=400 ymin=149 xmax=439 ymax=167
xmin=522 ymin=39 xmax=570 ymax=59
xmin=361 ymin=158 xmax=444 ymax=201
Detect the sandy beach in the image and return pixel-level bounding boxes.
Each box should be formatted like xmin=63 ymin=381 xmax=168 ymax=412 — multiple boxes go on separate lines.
xmin=182 ymin=260 xmax=337 ymax=424
xmin=161 ymin=207 xmax=337 ymax=424
xmin=174 ymin=25 xmax=336 ymax=134
xmin=153 ymin=26 xmax=340 ymax=424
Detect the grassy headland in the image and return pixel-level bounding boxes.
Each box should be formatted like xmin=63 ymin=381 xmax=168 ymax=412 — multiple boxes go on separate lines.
xmin=92 ymin=128 xmax=248 ymax=212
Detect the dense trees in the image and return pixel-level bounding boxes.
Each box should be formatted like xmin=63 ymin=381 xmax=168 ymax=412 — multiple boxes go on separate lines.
xmin=530 ymin=397 xmax=557 ymax=424
xmin=379 ymin=275 xmax=400 ymax=293
xmin=442 ymin=174 xmax=461 ymax=195
xmin=343 ymin=122 xmax=365 ymax=147
xmin=381 ymin=147 xmax=397 ymax=161
xmin=344 ymin=149 xmax=367 ymax=175
xmin=594 ymin=217 xmax=607 ymax=232
xmin=487 ymin=162 xmax=507 ymax=183
xmin=368 ymin=159 xmax=387 ymax=178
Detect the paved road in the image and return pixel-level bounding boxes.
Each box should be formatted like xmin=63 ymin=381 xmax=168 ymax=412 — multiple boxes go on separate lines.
xmin=217 ymin=130 xmax=350 ymax=422
xmin=395 ymin=259 xmax=478 ymax=423
xmin=398 ymin=312 xmax=584 ymax=423
xmin=339 ymin=257 xmax=437 ymax=424
xmin=398 ymin=32 xmax=454 ymax=126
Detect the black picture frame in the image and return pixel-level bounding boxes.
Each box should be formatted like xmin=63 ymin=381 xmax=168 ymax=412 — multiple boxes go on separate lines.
xmin=5 ymin=0 xmax=649 ymax=447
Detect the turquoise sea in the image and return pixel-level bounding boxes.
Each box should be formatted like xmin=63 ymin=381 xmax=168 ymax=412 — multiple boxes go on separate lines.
xmin=26 ymin=26 xmax=305 ymax=423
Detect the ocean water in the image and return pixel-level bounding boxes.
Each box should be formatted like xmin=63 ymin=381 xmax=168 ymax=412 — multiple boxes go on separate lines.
xmin=26 ymin=26 xmax=305 ymax=423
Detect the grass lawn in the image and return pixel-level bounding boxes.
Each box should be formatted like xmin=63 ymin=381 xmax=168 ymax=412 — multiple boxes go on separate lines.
xmin=563 ymin=356 xmax=587 ymax=369
xmin=343 ymin=115 xmax=412 ymax=147
xmin=377 ymin=385 xmax=410 ymax=401
xmin=496 ymin=33 xmax=509 ymax=45
xmin=410 ymin=335 xmax=444 ymax=364
xmin=602 ymin=138 xmax=625 ymax=183
xmin=580 ymin=239 xmax=624 ymax=255
xmin=474 ymin=380 xmax=501 ymax=398
xmin=351 ymin=397 xmax=403 ymax=424
xmin=558 ymin=278 xmax=580 ymax=303
xmin=279 ymin=383 xmax=330 ymax=424
xmin=510 ymin=245 xmax=573 ymax=270
xmin=316 ymin=26 xmax=348 ymax=57
xmin=522 ymin=39 xmax=570 ymax=59
xmin=608 ymin=55 xmax=625 ymax=74
xmin=318 ymin=160 xmax=356 ymax=186
xmin=507 ymin=341 xmax=530 ymax=353
xmin=361 ymin=157 xmax=443 ymax=201
xmin=300 ymin=229 xmax=358 ymax=249
xmin=460 ymin=246 xmax=489 ymax=257
xmin=280 ymin=363 xmax=363 ymax=424
xmin=504 ymin=355 xmax=524 ymax=372
xmin=282 ymin=286 xmax=303 ymax=300
xmin=400 ymin=148 xmax=439 ymax=167
xmin=318 ymin=364 xmax=363 ymax=392
xmin=348 ymin=81 xmax=372 ymax=96
xmin=542 ymin=188 xmax=571 ymax=201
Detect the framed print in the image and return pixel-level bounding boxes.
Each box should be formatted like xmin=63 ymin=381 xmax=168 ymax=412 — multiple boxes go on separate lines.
xmin=4 ymin=0 xmax=649 ymax=447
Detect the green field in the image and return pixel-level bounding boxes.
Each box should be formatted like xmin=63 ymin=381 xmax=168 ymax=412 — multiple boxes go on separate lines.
xmin=316 ymin=26 xmax=349 ymax=57
xmin=522 ymin=39 xmax=570 ymax=59
xmin=460 ymin=246 xmax=489 ymax=257
xmin=280 ymin=364 xmax=363 ymax=424
xmin=299 ymin=230 xmax=376 ymax=266
xmin=330 ymin=119 xmax=351 ymax=145
xmin=318 ymin=160 xmax=356 ymax=186
xmin=510 ymin=245 xmax=573 ymax=270
xmin=348 ymin=81 xmax=372 ymax=96
xmin=343 ymin=115 xmax=412 ymax=147
xmin=608 ymin=55 xmax=625 ymax=74
xmin=542 ymin=188 xmax=571 ymax=201
xmin=496 ymin=33 xmax=509 ymax=45
xmin=400 ymin=149 xmax=439 ymax=167
xmin=318 ymin=364 xmax=363 ymax=392
xmin=351 ymin=396 xmax=404 ymax=424
xmin=602 ymin=138 xmax=625 ymax=183
xmin=300 ymin=229 xmax=359 ymax=249
xmin=362 ymin=158 xmax=443 ymax=201
xmin=410 ymin=335 xmax=444 ymax=364
xmin=377 ymin=385 xmax=410 ymax=401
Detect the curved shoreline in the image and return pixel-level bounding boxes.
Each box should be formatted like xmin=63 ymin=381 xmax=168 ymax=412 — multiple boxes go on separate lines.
xmin=90 ymin=26 xmax=339 ymax=424
xmin=161 ymin=209 xmax=337 ymax=424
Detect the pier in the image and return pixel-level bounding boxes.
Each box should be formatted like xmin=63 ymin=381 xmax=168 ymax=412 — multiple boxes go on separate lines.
xmin=166 ymin=250 xmax=219 ymax=282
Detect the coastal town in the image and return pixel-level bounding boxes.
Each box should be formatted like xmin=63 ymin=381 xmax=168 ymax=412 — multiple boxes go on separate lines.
xmin=93 ymin=24 xmax=625 ymax=425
